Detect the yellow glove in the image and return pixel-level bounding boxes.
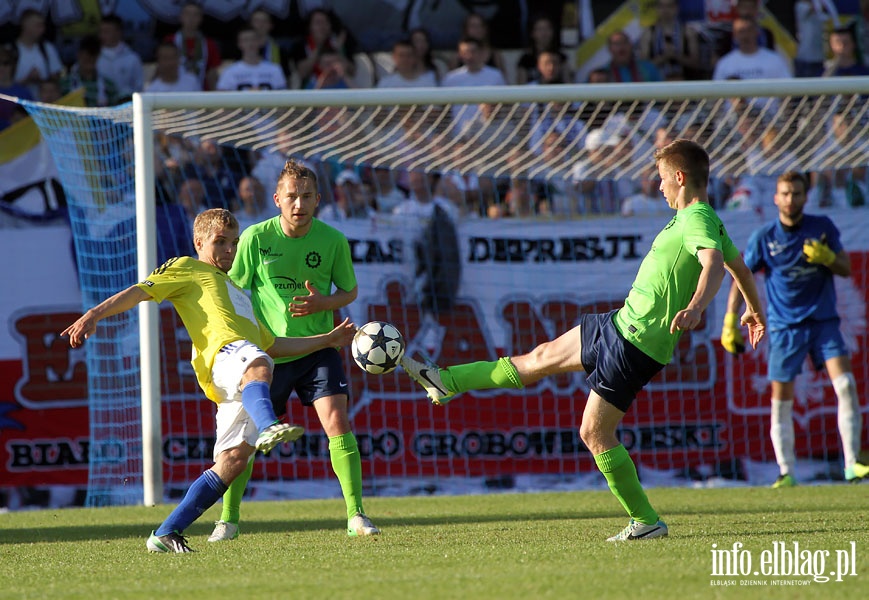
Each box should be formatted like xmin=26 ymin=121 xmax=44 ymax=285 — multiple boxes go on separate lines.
xmin=803 ymin=238 xmax=836 ymax=266
xmin=721 ymin=312 xmax=745 ymax=355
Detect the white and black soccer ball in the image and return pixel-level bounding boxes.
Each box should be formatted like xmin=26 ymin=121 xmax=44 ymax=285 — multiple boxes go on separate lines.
xmin=351 ymin=321 xmax=405 ymax=375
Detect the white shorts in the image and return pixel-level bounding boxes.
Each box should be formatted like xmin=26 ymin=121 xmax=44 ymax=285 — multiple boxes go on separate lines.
xmin=211 ymin=340 xmax=274 ymax=460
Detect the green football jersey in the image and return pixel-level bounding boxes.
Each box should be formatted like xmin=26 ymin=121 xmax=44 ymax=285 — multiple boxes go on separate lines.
xmin=229 ymin=217 xmax=357 ymax=363
xmin=614 ymin=202 xmax=738 ymax=365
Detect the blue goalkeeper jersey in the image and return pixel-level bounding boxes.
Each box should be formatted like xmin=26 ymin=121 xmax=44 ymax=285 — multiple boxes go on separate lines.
xmin=743 ymin=214 xmax=843 ymax=331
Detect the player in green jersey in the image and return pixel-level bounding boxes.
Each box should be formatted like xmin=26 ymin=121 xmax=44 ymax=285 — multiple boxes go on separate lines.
xmin=210 ymin=160 xmax=379 ymax=541
xmin=62 ymin=208 xmax=355 ymax=552
xmin=402 ymin=140 xmax=767 ymax=541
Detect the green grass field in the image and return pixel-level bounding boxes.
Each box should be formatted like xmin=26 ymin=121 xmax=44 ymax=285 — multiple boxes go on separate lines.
xmin=0 ymin=485 xmax=866 ymax=599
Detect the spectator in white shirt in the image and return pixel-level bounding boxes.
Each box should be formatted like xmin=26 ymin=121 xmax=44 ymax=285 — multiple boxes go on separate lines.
xmin=97 ymin=14 xmax=144 ymax=100
xmin=217 ymin=27 xmax=287 ymax=91
xmin=621 ymin=172 xmax=671 ymax=217
xmin=145 ymin=42 xmax=202 ymax=93
xmin=442 ymin=37 xmax=507 ymax=88
xmin=13 ymin=9 xmax=64 ymax=97
xmin=377 ymin=39 xmax=438 ymax=88
xmin=712 ymin=18 xmax=792 ymax=81
xmin=443 ymin=37 xmax=505 ymax=136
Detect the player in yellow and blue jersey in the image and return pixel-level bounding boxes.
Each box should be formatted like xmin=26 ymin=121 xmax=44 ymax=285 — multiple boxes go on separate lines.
xmin=61 ymin=208 xmax=355 ymax=552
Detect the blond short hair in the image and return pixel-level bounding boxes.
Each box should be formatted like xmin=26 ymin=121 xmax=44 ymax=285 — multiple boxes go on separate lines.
xmin=193 ymin=208 xmax=238 ymax=244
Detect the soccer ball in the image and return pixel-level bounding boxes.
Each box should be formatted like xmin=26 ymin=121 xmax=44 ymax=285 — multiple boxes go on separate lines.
xmin=351 ymin=321 xmax=405 ymax=375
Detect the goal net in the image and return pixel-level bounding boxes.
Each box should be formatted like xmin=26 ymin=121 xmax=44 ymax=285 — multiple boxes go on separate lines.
xmin=16 ymin=77 xmax=869 ymax=506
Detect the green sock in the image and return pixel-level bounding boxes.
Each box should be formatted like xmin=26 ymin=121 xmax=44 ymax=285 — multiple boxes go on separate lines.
xmin=220 ymin=455 xmax=254 ymax=525
xmin=440 ymin=357 xmax=523 ymax=394
xmin=329 ymin=432 xmax=364 ymax=520
xmin=593 ymin=445 xmax=658 ymax=525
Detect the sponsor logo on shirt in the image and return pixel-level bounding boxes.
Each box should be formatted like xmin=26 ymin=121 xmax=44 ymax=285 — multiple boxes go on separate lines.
xmin=767 ymin=240 xmax=786 ymax=257
xmin=306 ymin=251 xmax=322 ymax=269
xmin=259 ymin=246 xmax=282 ymax=263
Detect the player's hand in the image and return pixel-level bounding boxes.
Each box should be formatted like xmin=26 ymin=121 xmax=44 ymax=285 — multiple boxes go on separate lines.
xmin=60 ymin=313 xmax=97 ymax=348
xmin=720 ymin=312 xmax=745 ymax=355
xmin=669 ymin=307 xmax=702 ymax=334
xmin=803 ymin=237 xmax=836 ymax=266
xmin=327 ymin=317 xmax=356 ymax=347
xmin=740 ymin=309 xmax=766 ymax=349
xmin=289 ymin=281 xmax=326 ymax=317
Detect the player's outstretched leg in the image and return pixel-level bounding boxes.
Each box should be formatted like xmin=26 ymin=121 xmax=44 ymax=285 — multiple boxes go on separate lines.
xmin=400 ymin=355 xmax=523 ymax=405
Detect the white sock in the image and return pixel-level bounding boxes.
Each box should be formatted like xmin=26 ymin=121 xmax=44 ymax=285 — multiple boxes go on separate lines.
xmin=832 ymin=373 xmax=862 ymax=470
xmin=770 ymin=399 xmax=796 ymax=476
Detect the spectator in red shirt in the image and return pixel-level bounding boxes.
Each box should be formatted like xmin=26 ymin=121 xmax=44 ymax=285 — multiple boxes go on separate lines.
xmin=165 ymin=2 xmax=222 ymax=91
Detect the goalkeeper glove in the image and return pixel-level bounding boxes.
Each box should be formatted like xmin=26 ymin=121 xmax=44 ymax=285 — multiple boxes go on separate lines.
xmin=803 ymin=237 xmax=836 ymax=267
xmin=721 ymin=312 xmax=745 ymax=355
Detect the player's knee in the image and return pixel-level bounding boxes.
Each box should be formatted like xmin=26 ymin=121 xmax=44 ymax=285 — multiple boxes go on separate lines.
xmin=241 ymin=360 xmax=273 ymax=386
xmin=579 ymin=422 xmax=603 ymax=454
xmin=832 ymin=372 xmax=857 ymax=403
xmin=215 ymin=445 xmax=252 ymax=481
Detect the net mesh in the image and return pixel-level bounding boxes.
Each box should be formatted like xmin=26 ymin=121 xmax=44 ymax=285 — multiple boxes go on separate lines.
xmin=151 ymin=93 xmax=869 ymax=182
xmin=16 ymin=79 xmax=869 ymax=505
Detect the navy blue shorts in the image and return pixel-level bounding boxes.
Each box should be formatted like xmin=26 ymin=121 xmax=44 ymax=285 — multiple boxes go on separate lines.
xmin=270 ymin=347 xmax=348 ymax=417
xmin=768 ymin=318 xmax=848 ymax=382
xmin=579 ymin=310 xmax=666 ymax=412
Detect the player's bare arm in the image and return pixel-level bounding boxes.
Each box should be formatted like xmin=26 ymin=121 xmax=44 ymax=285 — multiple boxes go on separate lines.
xmin=290 ymin=282 xmax=358 ymax=317
xmin=670 ymin=247 xmax=725 ymax=333
xmin=61 ymin=286 xmax=151 ymax=348
xmin=724 ymin=257 xmax=765 ymax=348
xmin=267 ymin=317 xmax=356 ymax=357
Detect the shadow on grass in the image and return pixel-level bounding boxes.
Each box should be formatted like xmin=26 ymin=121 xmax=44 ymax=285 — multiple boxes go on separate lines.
xmin=2 ymin=490 xmax=862 ymax=545
xmin=0 ymin=508 xmax=618 ymax=544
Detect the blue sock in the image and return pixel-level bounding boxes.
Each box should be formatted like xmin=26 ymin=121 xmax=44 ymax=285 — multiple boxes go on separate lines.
xmin=155 ymin=469 xmax=228 ymax=536
xmin=241 ymin=381 xmax=279 ymax=432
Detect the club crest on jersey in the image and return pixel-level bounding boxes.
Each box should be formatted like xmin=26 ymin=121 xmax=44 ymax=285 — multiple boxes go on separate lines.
xmin=306 ymin=251 xmax=322 ymax=269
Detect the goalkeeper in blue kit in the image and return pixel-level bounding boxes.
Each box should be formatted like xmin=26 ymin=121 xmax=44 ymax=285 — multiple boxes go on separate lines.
xmin=721 ymin=171 xmax=868 ymax=486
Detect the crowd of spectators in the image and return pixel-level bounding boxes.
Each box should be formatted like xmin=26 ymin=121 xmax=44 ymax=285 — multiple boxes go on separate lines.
xmin=1 ymin=1 xmax=868 ymax=230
